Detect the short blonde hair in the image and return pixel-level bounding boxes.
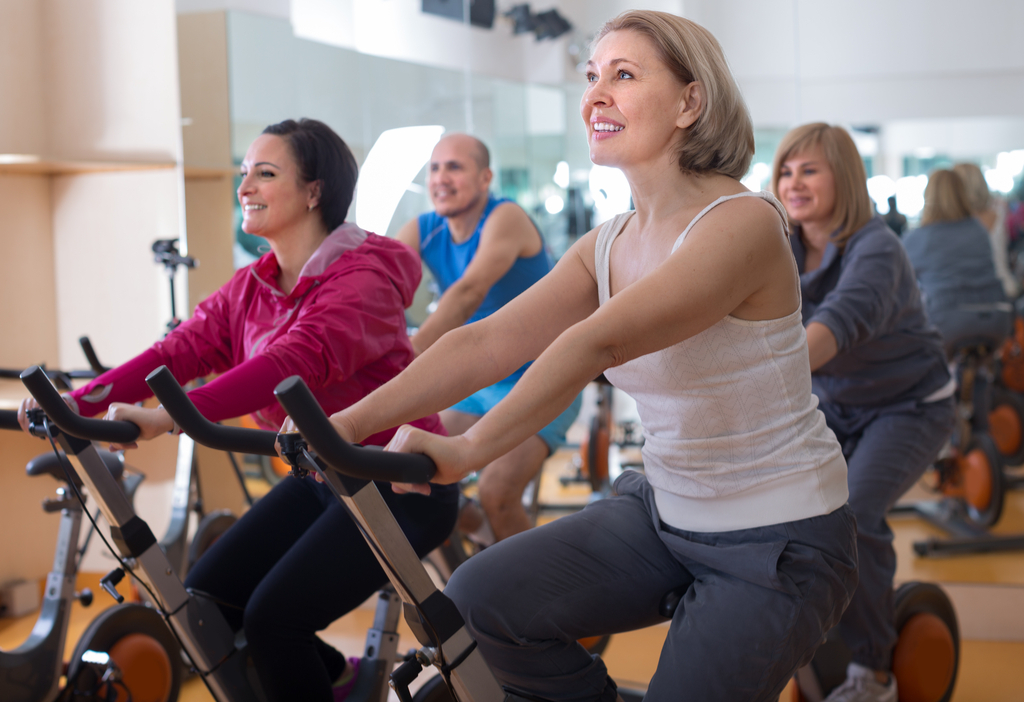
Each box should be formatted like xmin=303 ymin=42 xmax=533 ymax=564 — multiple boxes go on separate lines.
xmin=952 ymin=162 xmax=992 ymax=214
xmin=921 ymin=169 xmax=973 ymax=226
xmin=771 ymin=123 xmax=873 ymax=248
xmin=594 ymin=11 xmax=753 ymax=180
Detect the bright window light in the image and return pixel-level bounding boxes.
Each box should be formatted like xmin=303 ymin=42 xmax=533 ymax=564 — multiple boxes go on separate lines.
xmin=867 ymin=175 xmax=897 ymax=214
xmin=985 ymin=167 xmax=1015 ymax=195
xmin=895 ymin=175 xmax=928 ymax=218
xmin=996 ymin=150 xmax=1024 ymax=177
xmin=554 ymin=161 xmax=570 ymax=189
xmin=589 ymin=166 xmax=632 ymax=224
xmin=355 ymin=126 xmax=445 ymax=236
xmin=545 ymin=195 xmax=565 ymax=214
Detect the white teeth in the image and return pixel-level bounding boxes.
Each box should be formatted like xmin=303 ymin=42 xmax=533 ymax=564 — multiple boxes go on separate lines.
xmin=593 ymin=123 xmax=623 ymax=132
xmin=244 ymin=204 xmax=266 ymax=211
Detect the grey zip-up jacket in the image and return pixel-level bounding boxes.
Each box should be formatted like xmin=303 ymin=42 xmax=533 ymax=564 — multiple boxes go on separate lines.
xmin=792 ymin=216 xmax=950 ymax=407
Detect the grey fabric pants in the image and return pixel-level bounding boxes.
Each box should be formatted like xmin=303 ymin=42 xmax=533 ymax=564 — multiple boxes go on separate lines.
xmin=445 ymin=471 xmax=858 ymax=702
xmin=818 ymin=397 xmax=955 ymax=670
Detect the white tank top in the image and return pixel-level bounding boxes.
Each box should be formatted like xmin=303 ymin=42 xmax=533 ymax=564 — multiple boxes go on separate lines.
xmin=597 ymin=191 xmax=848 ymax=532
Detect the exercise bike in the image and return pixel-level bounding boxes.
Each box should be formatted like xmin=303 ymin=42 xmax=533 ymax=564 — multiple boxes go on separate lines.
xmin=20 ymin=365 xmax=457 ymax=702
xmin=0 ymin=408 xmax=182 ymax=702
xmin=892 ymin=332 xmax=1024 ymax=556
xmin=144 ymin=366 xmax=679 ymax=702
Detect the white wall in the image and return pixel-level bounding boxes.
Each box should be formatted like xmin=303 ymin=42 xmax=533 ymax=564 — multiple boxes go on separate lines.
xmin=689 ymin=0 xmax=1024 ymax=127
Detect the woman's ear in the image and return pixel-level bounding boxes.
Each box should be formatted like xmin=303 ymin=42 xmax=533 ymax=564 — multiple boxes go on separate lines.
xmin=307 ymin=180 xmax=323 ymax=210
xmin=676 ymin=81 xmax=704 ymax=130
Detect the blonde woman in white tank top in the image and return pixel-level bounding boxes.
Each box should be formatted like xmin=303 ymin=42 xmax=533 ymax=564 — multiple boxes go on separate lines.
xmin=314 ymin=11 xmax=858 ymax=701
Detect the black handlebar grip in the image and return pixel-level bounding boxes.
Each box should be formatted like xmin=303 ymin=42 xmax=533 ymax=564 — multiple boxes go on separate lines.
xmin=145 ymin=366 xmax=279 ymax=457
xmin=20 ymin=366 xmax=141 ymax=444
xmin=0 ymin=409 xmax=21 ymax=431
xmin=273 ymin=375 xmax=436 ymax=484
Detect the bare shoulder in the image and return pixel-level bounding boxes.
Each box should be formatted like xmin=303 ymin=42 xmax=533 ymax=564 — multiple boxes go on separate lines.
xmin=708 ymin=193 xmax=785 ymax=234
xmin=565 ymin=224 xmax=601 ymax=280
xmin=683 ymin=193 xmax=787 ymax=250
xmin=481 ymin=201 xmax=542 ymax=254
xmin=484 ymin=201 xmax=537 ymax=233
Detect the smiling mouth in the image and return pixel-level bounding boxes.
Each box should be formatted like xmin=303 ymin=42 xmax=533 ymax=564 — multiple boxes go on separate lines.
xmin=244 ymin=204 xmax=267 ymax=211
xmin=593 ymin=123 xmax=623 ymax=133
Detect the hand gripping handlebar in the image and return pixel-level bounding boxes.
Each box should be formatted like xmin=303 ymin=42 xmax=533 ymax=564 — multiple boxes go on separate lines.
xmin=145 ymin=366 xmax=279 ymax=457
xmin=20 ymin=366 xmax=141 ymax=444
xmin=273 ymin=375 xmax=437 ymax=485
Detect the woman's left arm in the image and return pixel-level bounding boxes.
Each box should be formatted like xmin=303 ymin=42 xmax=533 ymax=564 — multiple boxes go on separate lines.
xmin=806 ymin=230 xmax=904 ymax=362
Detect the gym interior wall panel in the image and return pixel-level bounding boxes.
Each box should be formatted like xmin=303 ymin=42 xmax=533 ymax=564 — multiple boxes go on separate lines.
xmin=42 ymin=0 xmax=183 ymax=164
xmin=0 ymin=430 xmax=67 ymax=584
xmin=196 ymin=440 xmax=250 ymax=516
xmin=0 ymin=0 xmax=46 ymax=156
xmin=178 ymin=12 xmax=233 ymax=171
xmin=183 ymin=175 xmax=236 ymax=307
xmin=0 ymin=174 xmax=58 ymax=369
xmin=50 ymin=170 xmax=181 ymax=370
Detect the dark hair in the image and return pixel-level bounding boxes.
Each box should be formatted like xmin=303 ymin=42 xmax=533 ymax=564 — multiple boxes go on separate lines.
xmin=262 ymin=118 xmax=358 ymax=232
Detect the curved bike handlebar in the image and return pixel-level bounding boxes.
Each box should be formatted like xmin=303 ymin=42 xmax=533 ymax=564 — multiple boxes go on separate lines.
xmin=0 ymin=409 xmax=20 ymax=431
xmin=20 ymin=366 xmax=141 ymax=444
xmin=273 ymin=375 xmax=437 ymax=484
xmin=145 ymin=366 xmax=279 ymax=457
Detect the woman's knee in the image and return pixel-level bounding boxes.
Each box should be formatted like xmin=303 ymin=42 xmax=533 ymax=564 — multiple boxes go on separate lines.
xmin=446 ymin=547 xmax=525 ymax=639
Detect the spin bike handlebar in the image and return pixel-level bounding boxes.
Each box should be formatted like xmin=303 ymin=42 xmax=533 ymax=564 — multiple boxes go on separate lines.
xmin=273 ymin=375 xmax=437 ymax=485
xmin=20 ymin=366 xmax=141 ymax=445
xmin=145 ymin=366 xmax=278 ymax=457
xmin=0 ymin=409 xmax=21 ymax=431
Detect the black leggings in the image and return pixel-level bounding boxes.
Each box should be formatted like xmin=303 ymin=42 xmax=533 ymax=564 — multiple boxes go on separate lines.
xmin=184 ymin=475 xmax=459 ymax=702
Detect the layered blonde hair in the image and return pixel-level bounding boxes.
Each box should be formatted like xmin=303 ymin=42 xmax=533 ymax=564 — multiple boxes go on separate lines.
xmin=952 ymin=162 xmax=992 ymax=215
xmin=594 ymin=11 xmax=753 ymax=180
xmin=921 ymin=169 xmax=973 ymax=226
xmin=771 ymin=123 xmax=874 ymax=248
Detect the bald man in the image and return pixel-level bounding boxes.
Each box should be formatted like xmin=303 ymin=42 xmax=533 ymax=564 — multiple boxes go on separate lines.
xmin=397 ymin=134 xmax=580 ymax=542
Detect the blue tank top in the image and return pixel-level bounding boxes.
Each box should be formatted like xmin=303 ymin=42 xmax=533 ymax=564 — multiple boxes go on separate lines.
xmin=418 ymin=195 xmax=551 ymax=324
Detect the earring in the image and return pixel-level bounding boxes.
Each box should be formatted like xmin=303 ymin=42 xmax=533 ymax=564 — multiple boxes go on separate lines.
xmin=308 ymin=204 xmax=315 ymax=212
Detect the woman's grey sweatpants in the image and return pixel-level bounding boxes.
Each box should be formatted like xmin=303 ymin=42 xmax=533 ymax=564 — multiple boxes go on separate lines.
xmin=818 ymin=396 xmax=955 ymax=671
xmin=444 ymin=471 xmax=858 ymax=702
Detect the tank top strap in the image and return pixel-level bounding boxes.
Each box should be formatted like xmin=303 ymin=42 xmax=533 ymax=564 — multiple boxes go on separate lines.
xmin=671 ymin=190 xmax=789 ymax=253
xmin=595 ymin=212 xmax=635 ymax=306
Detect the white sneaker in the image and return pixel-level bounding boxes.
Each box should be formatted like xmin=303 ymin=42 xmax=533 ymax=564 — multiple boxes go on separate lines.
xmin=822 ymin=662 xmax=897 ymax=702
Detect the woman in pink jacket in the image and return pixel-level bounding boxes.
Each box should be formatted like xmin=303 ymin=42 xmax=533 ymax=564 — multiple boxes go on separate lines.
xmin=19 ymin=118 xmax=456 ymax=702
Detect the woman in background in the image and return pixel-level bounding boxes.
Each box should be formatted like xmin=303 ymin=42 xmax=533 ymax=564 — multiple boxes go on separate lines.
xmin=774 ymin=123 xmax=954 ymax=702
xmin=904 ymin=168 xmax=1011 ymax=354
xmin=953 ymin=161 xmax=1019 ymax=298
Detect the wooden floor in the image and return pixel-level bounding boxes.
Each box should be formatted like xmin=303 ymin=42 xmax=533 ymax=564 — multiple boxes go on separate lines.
xmin=3 ymin=451 xmax=1024 ymax=701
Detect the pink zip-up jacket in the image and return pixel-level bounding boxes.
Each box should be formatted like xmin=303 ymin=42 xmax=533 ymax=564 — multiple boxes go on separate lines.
xmin=69 ymin=223 xmax=443 ymax=445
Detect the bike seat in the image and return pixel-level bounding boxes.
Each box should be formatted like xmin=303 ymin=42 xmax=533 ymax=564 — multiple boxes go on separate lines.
xmin=26 ymin=449 xmax=124 ymax=487
xmin=658 ymin=584 xmax=687 ymax=619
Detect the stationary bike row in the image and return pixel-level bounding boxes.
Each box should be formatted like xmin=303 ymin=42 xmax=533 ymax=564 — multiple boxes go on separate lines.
xmin=892 ymin=335 xmax=1024 ymax=557
xmin=24 ymin=365 xmax=672 ymax=702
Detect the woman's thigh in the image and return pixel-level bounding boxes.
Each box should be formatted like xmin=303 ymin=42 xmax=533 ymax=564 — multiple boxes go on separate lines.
xmin=845 ymin=399 xmax=954 ymax=526
xmin=183 ymin=476 xmax=332 ymax=628
xmin=446 ymin=492 xmax=690 ymax=671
